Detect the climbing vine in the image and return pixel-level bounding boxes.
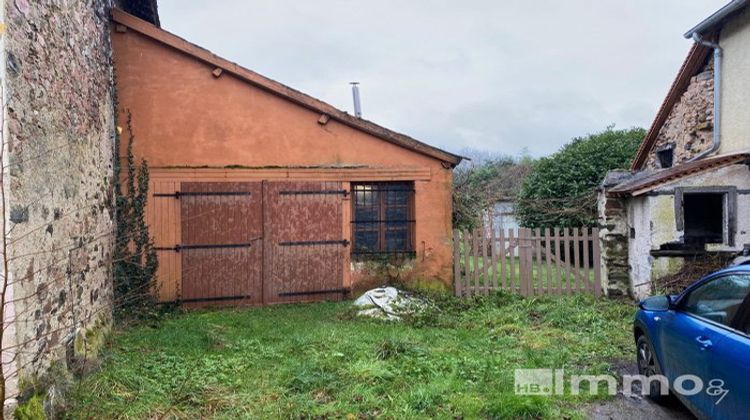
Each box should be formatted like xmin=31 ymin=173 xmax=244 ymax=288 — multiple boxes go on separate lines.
xmin=113 ymin=110 xmax=158 ymax=320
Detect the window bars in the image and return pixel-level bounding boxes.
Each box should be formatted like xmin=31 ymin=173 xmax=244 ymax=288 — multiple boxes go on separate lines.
xmin=351 ymin=182 xmax=415 ymax=258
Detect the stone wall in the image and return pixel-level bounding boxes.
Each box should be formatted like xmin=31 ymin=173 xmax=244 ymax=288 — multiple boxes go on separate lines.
xmin=597 ymin=172 xmax=632 ymax=297
xmin=645 ymin=57 xmax=714 ymax=169
xmin=4 ymin=0 xmax=116 ymax=405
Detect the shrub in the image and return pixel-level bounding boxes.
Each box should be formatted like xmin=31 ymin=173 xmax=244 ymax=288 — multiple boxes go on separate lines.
xmin=515 ymin=126 xmax=644 ymax=228
xmin=453 ymin=153 xmax=532 ymax=230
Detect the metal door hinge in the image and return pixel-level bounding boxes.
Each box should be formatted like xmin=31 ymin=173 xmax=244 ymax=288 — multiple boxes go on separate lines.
xmin=278 ymin=240 xmax=350 ymax=247
xmin=154 ymin=191 xmax=252 ymax=199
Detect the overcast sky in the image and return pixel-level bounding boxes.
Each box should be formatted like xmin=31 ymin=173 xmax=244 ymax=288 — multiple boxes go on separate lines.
xmin=158 ymin=0 xmax=723 ymax=158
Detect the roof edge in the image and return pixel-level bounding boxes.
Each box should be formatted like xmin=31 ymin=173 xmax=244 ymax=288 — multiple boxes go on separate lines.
xmin=111 ymin=9 xmax=464 ymax=166
xmin=611 ymin=152 xmax=750 ymax=197
xmin=684 ymin=0 xmax=747 ymax=38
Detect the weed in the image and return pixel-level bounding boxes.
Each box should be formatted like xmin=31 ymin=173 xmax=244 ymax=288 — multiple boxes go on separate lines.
xmin=15 ymin=394 xmax=45 ymax=420
xmin=374 ymin=338 xmax=412 ymax=360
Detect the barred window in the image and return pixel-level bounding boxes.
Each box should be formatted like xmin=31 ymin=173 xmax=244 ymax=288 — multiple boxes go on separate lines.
xmin=351 ymin=182 xmax=415 ymax=257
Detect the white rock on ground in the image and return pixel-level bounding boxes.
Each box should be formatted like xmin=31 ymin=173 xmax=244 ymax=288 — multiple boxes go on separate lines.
xmin=353 ymin=287 xmax=427 ymax=320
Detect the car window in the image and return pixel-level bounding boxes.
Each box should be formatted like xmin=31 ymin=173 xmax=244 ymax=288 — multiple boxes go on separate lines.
xmin=683 ymin=274 xmax=750 ymax=327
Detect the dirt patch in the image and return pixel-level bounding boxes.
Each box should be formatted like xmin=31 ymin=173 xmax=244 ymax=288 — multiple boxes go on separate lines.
xmin=587 ymin=394 xmax=694 ymax=420
xmin=586 ymin=360 xmax=694 ymax=420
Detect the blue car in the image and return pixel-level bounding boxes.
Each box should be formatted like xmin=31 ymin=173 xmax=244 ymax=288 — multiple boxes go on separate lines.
xmin=634 ymin=264 xmax=750 ymax=419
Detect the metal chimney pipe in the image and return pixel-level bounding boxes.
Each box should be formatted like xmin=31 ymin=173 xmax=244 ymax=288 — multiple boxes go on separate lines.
xmin=350 ymin=82 xmax=362 ymax=118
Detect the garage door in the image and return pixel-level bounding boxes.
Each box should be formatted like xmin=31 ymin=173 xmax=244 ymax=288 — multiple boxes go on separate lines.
xmin=153 ymin=180 xmax=347 ymax=306
xmin=179 ymin=182 xmax=263 ymax=306
xmin=263 ymin=181 xmax=347 ymax=304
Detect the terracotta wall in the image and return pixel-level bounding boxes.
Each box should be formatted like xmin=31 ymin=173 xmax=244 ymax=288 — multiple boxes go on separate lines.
xmin=111 ymin=23 xmax=455 ymax=295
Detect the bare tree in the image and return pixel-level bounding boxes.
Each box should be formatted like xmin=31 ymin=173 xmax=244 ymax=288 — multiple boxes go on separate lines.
xmin=452 ymin=149 xmax=533 ymax=230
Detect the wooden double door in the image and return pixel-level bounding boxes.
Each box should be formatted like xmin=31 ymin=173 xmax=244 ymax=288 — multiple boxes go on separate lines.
xmin=168 ymin=181 xmax=347 ymax=306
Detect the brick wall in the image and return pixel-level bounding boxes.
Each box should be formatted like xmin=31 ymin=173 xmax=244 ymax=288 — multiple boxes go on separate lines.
xmin=4 ymin=0 xmax=116 ymax=403
xmin=645 ymin=57 xmax=714 ymax=169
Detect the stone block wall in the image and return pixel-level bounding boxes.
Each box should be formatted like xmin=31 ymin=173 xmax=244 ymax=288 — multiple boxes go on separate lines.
xmin=3 ymin=0 xmax=116 ymax=403
xmin=645 ymin=57 xmax=714 ymax=169
xmin=597 ymin=172 xmax=632 ymax=297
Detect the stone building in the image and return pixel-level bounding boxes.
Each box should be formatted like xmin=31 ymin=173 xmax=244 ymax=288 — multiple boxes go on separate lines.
xmin=599 ymin=0 xmax=750 ymax=298
xmin=0 ymin=0 xmax=157 ymax=413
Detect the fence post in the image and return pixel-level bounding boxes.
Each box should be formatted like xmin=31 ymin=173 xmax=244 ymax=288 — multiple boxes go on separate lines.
xmin=573 ymin=227 xmax=581 ymax=292
xmin=534 ymin=228 xmax=541 ymax=296
xmin=517 ymin=228 xmax=524 ymax=296
xmin=563 ymin=228 xmax=571 ymax=295
xmin=582 ymin=227 xmax=590 ymax=293
xmin=491 ymin=227 xmax=499 ymax=290
xmin=499 ymin=228 xmax=506 ymax=290
xmin=553 ymin=227 xmax=561 ymax=294
xmin=453 ymin=229 xmax=462 ymax=297
xmin=519 ymin=228 xmax=529 ymax=297
xmin=481 ymin=228 xmax=489 ymax=295
xmin=472 ymin=229 xmax=480 ymax=295
xmin=508 ymin=228 xmax=516 ymax=292
xmin=527 ymin=228 xmax=534 ymax=296
xmin=463 ymin=230 xmax=471 ymax=297
xmin=544 ymin=227 xmax=552 ymax=294
xmin=592 ymin=227 xmax=602 ymax=296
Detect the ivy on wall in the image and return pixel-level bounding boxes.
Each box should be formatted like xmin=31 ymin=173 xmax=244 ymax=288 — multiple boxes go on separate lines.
xmin=113 ymin=111 xmax=158 ymax=319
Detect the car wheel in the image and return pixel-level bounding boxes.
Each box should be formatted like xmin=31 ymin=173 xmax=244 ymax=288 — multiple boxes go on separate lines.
xmin=636 ymin=335 xmax=669 ymax=401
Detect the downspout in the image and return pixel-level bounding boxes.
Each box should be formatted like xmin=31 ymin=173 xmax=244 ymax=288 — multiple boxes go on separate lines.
xmin=688 ymin=33 xmax=722 ymax=161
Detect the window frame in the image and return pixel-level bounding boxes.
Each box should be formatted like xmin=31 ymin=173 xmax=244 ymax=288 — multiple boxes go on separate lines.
xmin=656 ymin=147 xmax=674 ymax=168
xmin=674 ymin=186 xmax=737 ymax=247
xmin=733 ymin=292 xmax=750 ymax=335
xmin=350 ymin=182 xmax=416 ymax=259
xmin=676 ymin=273 xmax=750 ymax=336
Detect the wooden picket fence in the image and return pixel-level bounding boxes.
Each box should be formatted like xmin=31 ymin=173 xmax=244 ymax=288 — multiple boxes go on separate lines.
xmin=453 ymin=227 xmax=602 ymax=297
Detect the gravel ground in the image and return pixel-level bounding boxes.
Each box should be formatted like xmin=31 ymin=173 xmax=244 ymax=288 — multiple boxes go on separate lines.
xmin=588 ymin=393 xmax=694 ymax=420
xmin=587 ymin=360 xmax=694 ymax=420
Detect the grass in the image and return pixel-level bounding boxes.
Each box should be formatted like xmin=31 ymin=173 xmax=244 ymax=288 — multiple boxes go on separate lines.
xmin=66 ymin=293 xmax=635 ymax=419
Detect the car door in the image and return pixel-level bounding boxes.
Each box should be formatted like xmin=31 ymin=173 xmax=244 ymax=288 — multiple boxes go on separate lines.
xmin=661 ymin=273 xmax=750 ymax=418
xmin=705 ymin=285 xmax=750 ymax=420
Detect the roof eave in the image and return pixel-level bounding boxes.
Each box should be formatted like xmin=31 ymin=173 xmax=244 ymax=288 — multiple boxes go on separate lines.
xmin=611 ymin=152 xmax=750 ymax=197
xmin=684 ymin=0 xmax=747 ymax=39
xmin=111 ymin=9 xmax=463 ymax=167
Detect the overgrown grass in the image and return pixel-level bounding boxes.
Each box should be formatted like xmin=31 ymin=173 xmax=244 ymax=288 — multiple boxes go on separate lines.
xmin=66 ymin=293 xmax=635 ymax=419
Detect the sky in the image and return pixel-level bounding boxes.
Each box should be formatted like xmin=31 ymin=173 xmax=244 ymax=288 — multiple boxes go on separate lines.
xmin=157 ymin=0 xmax=724 ymax=158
